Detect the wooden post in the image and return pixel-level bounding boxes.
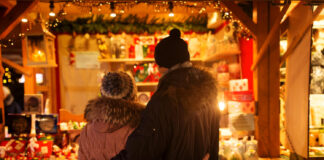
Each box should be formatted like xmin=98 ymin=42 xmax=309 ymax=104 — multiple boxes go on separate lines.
xmin=0 ymin=46 xmax=6 ymax=139
xmin=253 ymin=1 xmax=280 ymax=157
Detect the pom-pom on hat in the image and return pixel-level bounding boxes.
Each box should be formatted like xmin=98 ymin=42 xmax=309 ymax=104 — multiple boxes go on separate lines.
xmin=100 ymin=72 xmax=137 ymax=101
xmin=154 ymin=28 xmax=190 ymax=68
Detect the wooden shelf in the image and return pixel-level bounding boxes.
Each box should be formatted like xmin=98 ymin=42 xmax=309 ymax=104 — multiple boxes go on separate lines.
xmin=136 ymin=82 xmax=158 ymax=86
xmin=204 ymin=50 xmax=241 ymax=62
xmin=99 ymin=58 xmax=155 ymax=63
xmin=98 ymin=58 xmax=203 ymax=63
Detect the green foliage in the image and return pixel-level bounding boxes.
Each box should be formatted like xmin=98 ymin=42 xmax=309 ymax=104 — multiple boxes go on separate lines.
xmin=50 ymin=14 xmax=210 ymax=34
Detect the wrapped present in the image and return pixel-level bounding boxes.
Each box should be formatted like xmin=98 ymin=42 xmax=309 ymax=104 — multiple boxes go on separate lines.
xmin=27 ymin=137 xmax=53 ymax=158
xmin=229 ymin=79 xmax=249 ymax=92
xmin=0 ymin=139 xmax=27 ymax=158
xmin=228 ymin=101 xmax=255 ymax=114
xmin=225 ymin=91 xmax=254 ymax=102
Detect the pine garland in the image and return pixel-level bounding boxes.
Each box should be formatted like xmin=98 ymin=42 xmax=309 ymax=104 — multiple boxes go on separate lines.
xmin=49 ymin=14 xmax=211 ymax=34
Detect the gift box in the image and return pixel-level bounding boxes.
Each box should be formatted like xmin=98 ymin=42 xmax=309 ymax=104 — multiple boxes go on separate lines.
xmin=27 ymin=139 xmax=53 ymax=158
xmin=228 ymin=101 xmax=255 ymax=114
xmin=229 ymin=79 xmax=248 ymax=92
xmin=225 ymin=91 xmax=254 ymax=102
xmin=0 ymin=139 xmax=27 ymax=158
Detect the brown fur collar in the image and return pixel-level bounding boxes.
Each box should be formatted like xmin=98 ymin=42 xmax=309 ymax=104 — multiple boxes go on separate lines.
xmin=157 ymin=66 xmax=218 ymax=111
xmin=84 ymin=97 xmax=145 ymax=131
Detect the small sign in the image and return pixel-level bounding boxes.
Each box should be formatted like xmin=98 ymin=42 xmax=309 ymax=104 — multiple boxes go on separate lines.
xmin=229 ymin=113 xmax=254 ymax=131
xmin=74 ymin=51 xmax=100 ymax=69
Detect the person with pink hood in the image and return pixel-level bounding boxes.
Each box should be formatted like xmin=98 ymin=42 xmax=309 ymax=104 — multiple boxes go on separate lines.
xmin=78 ymin=72 xmax=144 ymax=160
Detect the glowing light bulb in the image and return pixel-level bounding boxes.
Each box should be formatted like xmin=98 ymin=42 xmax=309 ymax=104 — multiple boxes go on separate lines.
xmin=110 ymin=12 xmax=116 ymax=17
xmin=218 ymin=101 xmax=226 ymax=111
xmin=21 ymin=18 xmax=28 ymax=23
xmin=169 ymin=12 xmax=174 ymax=17
xmin=49 ymin=11 xmax=56 ymax=17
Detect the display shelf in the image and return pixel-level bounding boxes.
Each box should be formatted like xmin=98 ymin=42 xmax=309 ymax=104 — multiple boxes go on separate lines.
xmin=204 ymin=50 xmax=241 ymax=62
xmin=310 ymin=125 xmax=324 ymax=130
xmin=98 ymin=58 xmax=155 ymax=62
xmin=98 ymin=58 xmax=203 ymax=63
xmin=136 ymin=82 xmax=158 ymax=86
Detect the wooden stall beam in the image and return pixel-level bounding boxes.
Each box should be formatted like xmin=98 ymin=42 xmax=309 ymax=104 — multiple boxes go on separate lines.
xmin=251 ymin=2 xmax=290 ymax=70
xmin=0 ymin=0 xmax=38 ymax=39
xmin=221 ymin=1 xmax=257 ymax=36
xmin=0 ymin=0 xmax=14 ymax=17
xmin=0 ymin=47 xmax=5 ymax=139
xmin=280 ymin=18 xmax=289 ymax=36
xmin=0 ymin=0 xmax=14 ymax=10
xmin=253 ymin=1 xmax=281 ymax=157
xmin=1 ymin=58 xmax=32 ymax=76
xmin=280 ymin=4 xmax=324 ymax=65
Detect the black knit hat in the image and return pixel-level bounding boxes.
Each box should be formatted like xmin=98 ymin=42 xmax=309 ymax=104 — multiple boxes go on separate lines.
xmin=154 ymin=28 xmax=190 ymax=68
xmin=100 ymin=72 xmax=137 ymax=101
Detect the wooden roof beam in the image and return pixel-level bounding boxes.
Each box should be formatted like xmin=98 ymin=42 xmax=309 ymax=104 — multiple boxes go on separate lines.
xmin=221 ymin=1 xmax=257 ymax=36
xmin=280 ymin=17 xmax=289 ymax=36
xmin=1 ymin=58 xmax=32 ymax=76
xmin=0 ymin=0 xmax=15 ymax=18
xmin=251 ymin=2 xmax=290 ymax=70
xmin=0 ymin=0 xmax=38 ymax=39
xmin=0 ymin=0 xmax=14 ymax=10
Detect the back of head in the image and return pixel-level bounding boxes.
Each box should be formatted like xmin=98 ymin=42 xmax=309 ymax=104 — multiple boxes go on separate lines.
xmin=100 ymin=71 xmax=137 ymax=101
xmin=154 ymin=28 xmax=190 ymax=68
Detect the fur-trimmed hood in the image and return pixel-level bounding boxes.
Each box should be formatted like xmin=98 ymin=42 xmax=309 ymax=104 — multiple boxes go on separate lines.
xmin=84 ymin=97 xmax=145 ymax=132
xmin=157 ymin=66 xmax=217 ymax=111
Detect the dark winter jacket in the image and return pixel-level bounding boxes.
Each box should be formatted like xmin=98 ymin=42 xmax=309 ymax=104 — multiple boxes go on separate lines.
xmin=112 ymin=66 xmax=220 ymax=160
xmin=78 ymin=97 xmax=144 ymax=160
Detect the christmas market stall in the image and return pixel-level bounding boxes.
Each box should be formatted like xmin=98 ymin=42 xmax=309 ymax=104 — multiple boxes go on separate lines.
xmin=0 ymin=0 xmax=322 ymax=159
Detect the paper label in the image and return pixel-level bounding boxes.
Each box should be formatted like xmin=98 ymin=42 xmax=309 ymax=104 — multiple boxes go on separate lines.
xmin=229 ymin=113 xmax=254 ymax=131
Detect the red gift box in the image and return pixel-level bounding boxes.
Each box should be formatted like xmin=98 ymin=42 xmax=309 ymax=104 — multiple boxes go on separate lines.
xmin=27 ymin=140 xmax=53 ymax=158
xmin=224 ymin=91 xmax=254 ymax=102
xmin=229 ymin=79 xmax=249 ymax=92
xmin=228 ymin=101 xmax=255 ymax=114
xmin=0 ymin=139 xmax=27 ymax=158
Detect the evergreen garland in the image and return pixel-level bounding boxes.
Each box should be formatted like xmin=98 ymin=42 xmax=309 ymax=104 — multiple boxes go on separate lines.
xmin=49 ymin=14 xmax=211 ymax=34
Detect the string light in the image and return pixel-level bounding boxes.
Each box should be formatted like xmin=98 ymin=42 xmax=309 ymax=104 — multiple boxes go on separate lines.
xmin=168 ymin=1 xmax=174 ymax=17
xmin=110 ymin=2 xmax=116 ymax=18
xmin=49 ymin=1 xmax=56 ymax=17
xmin=21 ymin=18 xmax=28 ymax=23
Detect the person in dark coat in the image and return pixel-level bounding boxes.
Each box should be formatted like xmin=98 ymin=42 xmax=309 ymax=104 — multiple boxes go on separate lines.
xmin=78 ymin=72 xmax=145 ymax=160
xmin=112 ymin=29 xmax=220 ymax=160
xmin=3 ymin=86 xmax=22 ymax=123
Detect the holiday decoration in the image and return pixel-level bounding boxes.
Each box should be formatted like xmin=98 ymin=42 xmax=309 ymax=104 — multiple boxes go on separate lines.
xmin=50 ymin=14 xmax=209 ymax=34
xmin=25 ymin=13 xmax=56 ymax=67
xmin=133 ymin=63 xmax=160 ymax=83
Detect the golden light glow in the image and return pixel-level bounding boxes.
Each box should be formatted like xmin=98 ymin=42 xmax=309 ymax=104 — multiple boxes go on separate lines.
xmin=49 ymin=11 xmax=56 ymax=17
xmin=218 ymin=101 xmax=226 ymax=111
xmin=31 ymin=49 xmax=46 ymax=62
xmin=21 ymin=18 xmax=28 ymax=23
xmin=169 ymin=12 xmax=174 ymax=17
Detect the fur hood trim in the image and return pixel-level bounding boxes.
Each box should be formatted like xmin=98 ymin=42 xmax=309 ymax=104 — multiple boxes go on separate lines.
xmin=84 ymin=97 xmax=145 ymax=132
xmin=157 ymin=66 xmax=217 ymax=111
